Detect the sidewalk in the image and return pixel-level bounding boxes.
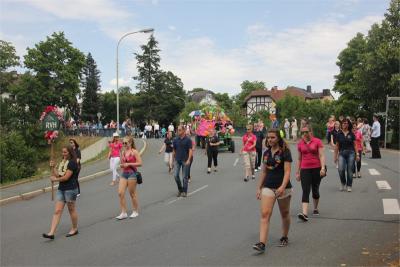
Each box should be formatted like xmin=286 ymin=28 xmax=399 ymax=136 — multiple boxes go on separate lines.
xmin=0 ymin=139 xmax=146 ymax=205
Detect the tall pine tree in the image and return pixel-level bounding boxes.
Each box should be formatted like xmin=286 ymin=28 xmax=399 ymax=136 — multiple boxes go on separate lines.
xmin=81 ymin=52 xmax=101 ymax=121
xmin=133 ymin=34 xmax=161 ymax=93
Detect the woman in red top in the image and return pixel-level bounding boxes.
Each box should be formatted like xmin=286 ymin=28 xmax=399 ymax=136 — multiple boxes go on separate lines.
xmin=296 ymin=124 xmax=326 ymax=221
xmin=352 ymin=123 xmax=364 ymax=178
xmin=241 ymin=124 xmax=257 ymax=182
xmin=108 ymin=132 xmax=123 ymax=186
xmin=116 ymin=136 xmax=142 ymax=220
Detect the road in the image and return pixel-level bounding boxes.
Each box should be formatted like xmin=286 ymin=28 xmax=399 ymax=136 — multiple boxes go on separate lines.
xmin=1 ymin=138 xmax=399 ymax=266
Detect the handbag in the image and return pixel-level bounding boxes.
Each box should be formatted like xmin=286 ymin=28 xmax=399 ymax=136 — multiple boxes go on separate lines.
xmin=136 ymin=171 xmax=143 ymax=184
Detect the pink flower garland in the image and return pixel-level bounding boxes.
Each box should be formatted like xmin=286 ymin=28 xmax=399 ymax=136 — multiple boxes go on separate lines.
xmin=39 ymin=106 xmax=64 ymax=143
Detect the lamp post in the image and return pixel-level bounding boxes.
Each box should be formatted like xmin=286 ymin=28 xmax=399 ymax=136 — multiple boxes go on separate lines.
xmin=116 ymin=28 xmax=154 ymax=133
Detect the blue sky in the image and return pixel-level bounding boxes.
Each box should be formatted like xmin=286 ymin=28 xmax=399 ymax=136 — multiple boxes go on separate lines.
xmin=0 ymin=0 xmax=390 ymax=96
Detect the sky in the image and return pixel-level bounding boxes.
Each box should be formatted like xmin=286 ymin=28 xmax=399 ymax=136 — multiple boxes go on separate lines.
xmin=0 ymin=0 xmax=391 ymax=97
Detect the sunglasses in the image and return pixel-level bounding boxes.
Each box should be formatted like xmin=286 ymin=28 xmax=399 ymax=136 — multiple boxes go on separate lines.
xmin=246 ymin=129 xmax=252 ymax=131
xmin=123 ymin=142 xmax=128 ymax=145
xmin=301 ymin=131 xmax=309 ymax=134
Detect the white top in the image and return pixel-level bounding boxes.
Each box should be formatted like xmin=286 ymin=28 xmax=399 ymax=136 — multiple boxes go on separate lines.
xmin=154 ymin=124 xmax=160 ymax=130
xmin=371 ymin=121 xmax=381 ymax=138
xmin=168 ymin=124 xmax=174 ymax=132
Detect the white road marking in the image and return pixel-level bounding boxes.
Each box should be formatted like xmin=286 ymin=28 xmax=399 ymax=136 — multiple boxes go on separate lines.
xmin=166 ymin=185 xmax=209 ymax=205
xmin=376 ymin=181 xmax=392 ymax=190
xmin=361 ymin=162 xmax=368 ymax=166
xmin=382 ymin=199 xmax=400 ymax=215
xmin=233 ymin=158 xmax=239 ymax=167
xmin=368 ymin=168 xmax=381 ymax=175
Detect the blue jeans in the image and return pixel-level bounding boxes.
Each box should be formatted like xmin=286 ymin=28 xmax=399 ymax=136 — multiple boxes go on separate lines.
xmin=338 ymin=150 xmax=355 ymax=187
xmin=174 ymin=160 xmax=189 ymax=193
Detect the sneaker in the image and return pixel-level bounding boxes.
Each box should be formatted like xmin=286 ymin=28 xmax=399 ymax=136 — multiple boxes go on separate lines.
xmin=181 ymin=192 xmax=187 ymax=197
xmin=297 ymin=213 xmax=309 ymax=222
xmin=313 ymin=209 xmax=320 ymax=216
xmin=176 ymin=192 xmax=182 ymax=197
xmin=340 ymin=184 xmax=345 ymax=191
xmin=252 ymin=242 xmax=265 ymax=252
xmin=347 ymin=187 xmax=352 ymax=192
xmin=115 ymin=212 xmax=128 ymax=220
xmin=252 ymin=175 xmax=256 ymax=180
xmin=130 ymin=211 xmax=139 ymax=218
xmin=244 ymin=177 xmax=249 ymax=182
xmin=255 ymin=168 xmax=259 ymax=173
xmin=207 ymin=168 xmax=211 ymax=174
xmin=352 ymin=173 xmax=356 ymax=178
xmin=188 ymin=178 xmax=191 ymax=183
xmin=278 ymin=236 xmax=289 ymax=247
xmin=214 ymin=168 xmax=217 ymax=172
xmin=357 ymin=174 xmax=361 ymax=178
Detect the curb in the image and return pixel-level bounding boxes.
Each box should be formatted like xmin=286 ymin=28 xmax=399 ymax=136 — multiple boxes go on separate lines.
xmin=0 ymin=139 xmax=147 ymax=206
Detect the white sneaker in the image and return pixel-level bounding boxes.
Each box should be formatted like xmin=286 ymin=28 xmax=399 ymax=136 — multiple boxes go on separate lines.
xmin=130 ymin=211 xmax=139 ymax=218
xmin=252 ymin=175 xmax=256 ymax=180
xmin=340 ymin=184 xmax=345 ymax=191
xmin=347 ymin=187 xmax=352 ymax=192
xmin=255 ymin=168 xmax=259 ymax=172
xmin=116 ymin=212 xmax=128 ymax=220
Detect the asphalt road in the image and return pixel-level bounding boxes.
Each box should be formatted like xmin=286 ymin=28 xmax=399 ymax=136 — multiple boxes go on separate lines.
xmin=1 ymin=138 xmax=399 ymax=266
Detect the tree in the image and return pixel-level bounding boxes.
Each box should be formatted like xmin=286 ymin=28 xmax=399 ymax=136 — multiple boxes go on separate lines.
xmin=23 ymin=32 xmax=85 ymax=115
xmin=235 ymin=80 xmax=266 ymax=106
xmin=214 ymin=92 xmax=233 ymax=112
xmin=0 ymin=40 xmax=19 ymax=71
xmin=0 ymin=41 xmax=20 ymax=94
xmin=99 ymin=91 xmax=117 ymax=124
xmin=133 ymin=34 xmax=161 ymax=93
xmin=81 ymin=53 xmax=101 ymax=121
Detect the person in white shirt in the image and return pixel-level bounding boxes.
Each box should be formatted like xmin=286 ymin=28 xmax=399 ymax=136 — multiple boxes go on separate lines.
xmin=168 ymin=123 xmax=175 ymax=136
xmin=154 ymin=123 xmax=160 ymax=139
xmin=370 ymin=115 xmax=381 ymax=158
xmin=284 ymin=118 xmax=290 ymax=140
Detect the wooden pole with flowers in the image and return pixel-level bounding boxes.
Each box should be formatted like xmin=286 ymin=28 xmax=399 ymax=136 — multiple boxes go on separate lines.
xmin=40 ymin=106 xmax=64 ymax=201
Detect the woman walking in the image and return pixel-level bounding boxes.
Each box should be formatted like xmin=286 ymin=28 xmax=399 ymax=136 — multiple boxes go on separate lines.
xmin=108 ymin=132 xmax=122 ymax=186
xmin=361 ymin=118 xmax=372 ymax=153
xmin=334 ymin=119 xmax=360 ymax=192
xmin=206 ymin=128 xmax=220 ymax=174
xmin=254 ymin=123 xmax=265 ymax=172
xmin=43 ymin=146 xmax=80 ymax=239
xmin=253 ymin=128 xmax=293 ymax=252
xmin=241 ymin=125 xmax=257 ymax=182
xmin=69 ymin=138 xmax=81 ymax=195
xmin=296 ymin=124 xmax=326 ymax=221
xmin=352 ymin=123 xmax=364 ymax=178
xmin=330 ymin=121 xmax=341 ymax=148
xmin=116 ymin=136 xmax=143 ymax=220
xmin=159 ymin=131 xmax=174 ymax=173
xmin=187 ymin=130 xmax=196 ymax=183
xmin=291 ymin=117 xmax=298 ymax=141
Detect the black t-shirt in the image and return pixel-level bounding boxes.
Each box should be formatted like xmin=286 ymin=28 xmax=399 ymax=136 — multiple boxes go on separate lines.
xmin=336 ymin=131 xmax=355 ymax=151
xmin=331 ymin=129 xmax=340 ymax=144
xmin=253 ymin=131 xmax=265 ymax=149
xmin=58 ymin=160 xmax=79 ymax=191
xmin=206 ymin=135 xmax=220 ymax=151
xmin=263 ymin=147 xmax=293 ymax=189
xmin=164 ymin=138 xmax=173 ymax=153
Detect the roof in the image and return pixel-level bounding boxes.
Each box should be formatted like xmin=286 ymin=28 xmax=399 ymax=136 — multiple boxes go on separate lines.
xmin=189 ymin=90 xmax=215 ymax=103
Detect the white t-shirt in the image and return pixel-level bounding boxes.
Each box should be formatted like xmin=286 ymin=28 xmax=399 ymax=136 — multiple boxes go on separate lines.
xmin=154 ymin=124 xmax=160 ymax=131
xmin=168 ymin=124 xmax=174 ymax=132
xmin=371 ymin=121 xmax=381 ymax=138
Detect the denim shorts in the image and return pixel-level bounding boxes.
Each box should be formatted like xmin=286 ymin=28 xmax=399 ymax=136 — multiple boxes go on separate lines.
xmin=56 ymin=188 xmax=78 ymax=203
xmin=121 ymin=171 xmax=137 ymax=180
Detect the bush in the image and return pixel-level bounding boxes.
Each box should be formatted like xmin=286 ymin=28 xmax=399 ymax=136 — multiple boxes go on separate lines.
xmin=0 ymin=131 xmax=38 ymax=183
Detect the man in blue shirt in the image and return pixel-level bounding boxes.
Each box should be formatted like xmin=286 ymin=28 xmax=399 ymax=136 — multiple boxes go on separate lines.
xmin=173 ymin=125 xmax=193 ymax=197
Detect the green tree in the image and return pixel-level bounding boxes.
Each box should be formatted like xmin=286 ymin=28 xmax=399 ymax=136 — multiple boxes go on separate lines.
xmin=214 ymin=92 xmax=233 ymax=112
xmin=235 ymin=80 xmax=266 ymax=106
xmin=23 ymin=32 xmax=85 ymax=116
xmin=99 ymin=91 xmax=117 ymax=124
xmin=81 ymin=52 xmax=101 ymax=121
xmin=0 ymin=40 xmax=20 ymax=94
xmin=133 ymin=34 xmax=161 ymax=93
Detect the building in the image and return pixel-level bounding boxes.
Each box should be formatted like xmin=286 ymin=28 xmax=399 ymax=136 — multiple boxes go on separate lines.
xmin=243 ymin=85 xmax=334 ymax=118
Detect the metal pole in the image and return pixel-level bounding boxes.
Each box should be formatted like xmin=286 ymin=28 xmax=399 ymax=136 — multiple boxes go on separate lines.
xmin=116 ymin=28 xmax=154 ymax=133
xmin=384 ymin=95 xmax=389 ymax=149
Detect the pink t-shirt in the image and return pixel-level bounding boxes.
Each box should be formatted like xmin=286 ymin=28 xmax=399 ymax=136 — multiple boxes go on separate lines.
xmin=242 ymin=133 xmax=256 ymax=152
xmin=354 ymin=130 xmax=363 ymax=151
xmin=109 ymin=142 xmax=122 ymax=157
xmin=297 ymin=137 xmax=323 ymax=169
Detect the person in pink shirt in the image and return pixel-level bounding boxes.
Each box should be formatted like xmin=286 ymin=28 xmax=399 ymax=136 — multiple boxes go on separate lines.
xmin=295 ymin=124 xmax=326 ymax=221
xmin=352 ymin=123 xmax=364 ymax=178
xmin=108 ymin=132 xmax=123 ymax=186
xmin=241 ymin=124 xmax=257 ymax=182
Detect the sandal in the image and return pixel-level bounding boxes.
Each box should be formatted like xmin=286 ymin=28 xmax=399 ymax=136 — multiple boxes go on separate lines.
xmin=278 ymin=236 xmax=289 ymax=247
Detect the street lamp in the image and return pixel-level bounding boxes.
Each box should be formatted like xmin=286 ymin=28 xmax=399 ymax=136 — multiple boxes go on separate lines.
xmin=116 ymin=28 xmax=154 ymax=132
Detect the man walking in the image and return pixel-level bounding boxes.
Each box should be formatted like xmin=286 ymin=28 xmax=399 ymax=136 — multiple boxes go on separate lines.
xmin=370 ymin=115 xmax=381 ymax=159
xmin=173 ymin=125 xmax=193 ymax=197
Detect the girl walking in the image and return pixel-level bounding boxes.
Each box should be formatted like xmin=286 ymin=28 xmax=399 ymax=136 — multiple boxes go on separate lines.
xmin=241 ymin=125 xmax=257 ymax=182
xmin=108 ymin=132 xmax=122 ymax=186
xmin=206 ymin=128 xmax=220 ymax=174
xmin=159 ymin=131 xmax=174 ymax=173
xmin=334 ymin=119 xmax=359 ymax=192
xmin=352 ymin=123 xmax=364 ymax=178
xmin=253 ymin=129 xmax=293 ymax=252
xmin=296 ymin=124 xmax=326 ymax=221
xmin=116 ymin=136 xmax=143 ymax=220
xmin=43 ymin=146 xmax=80 ymax=239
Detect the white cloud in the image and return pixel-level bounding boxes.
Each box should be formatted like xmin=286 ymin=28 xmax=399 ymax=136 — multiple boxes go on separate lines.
xmin=21 ymin=0 xmax=130 ymax=21
xmin=168 ymin=26 xmax=176 ymax=31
